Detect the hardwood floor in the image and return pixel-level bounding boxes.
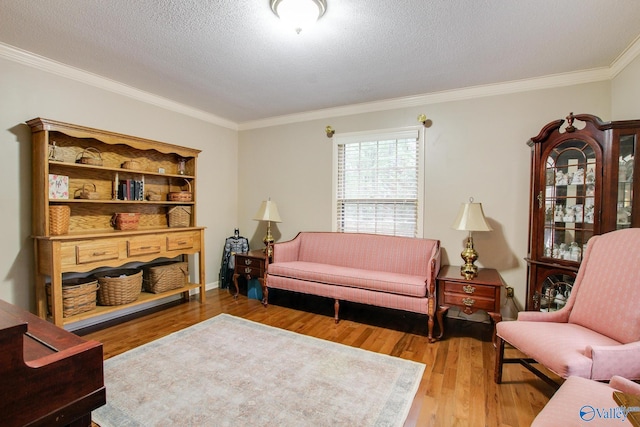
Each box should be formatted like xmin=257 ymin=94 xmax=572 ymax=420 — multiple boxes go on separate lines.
xmin=81 ymin=288 xmax=558 ymax=426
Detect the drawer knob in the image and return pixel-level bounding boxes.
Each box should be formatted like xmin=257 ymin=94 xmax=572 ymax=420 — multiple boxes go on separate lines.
xmin=92 ymin=251 xmax=106 ymax=256
xmin=244 ymin=267 xmax=252 ymax=274
xmin=462 ymin=297 xmax=475 ymax=307
xmin=244 ymin=259 xmax=252 ymax=266
xmin=463 ymin=285 xmax=475 ymax=294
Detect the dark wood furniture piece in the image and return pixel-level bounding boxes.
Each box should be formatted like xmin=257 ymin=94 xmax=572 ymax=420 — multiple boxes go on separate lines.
xmin=436 ymin=265 xmax=503 ymax=342
xmin=232 ymin=250 xmax=268 ymax=302
xmin=28 ymin=118 xmax=205 ymax=327
xmin=525 ymin=113 xmax=640 ymax=311
xmin=0 ymin=299 xmax=105 ymax=427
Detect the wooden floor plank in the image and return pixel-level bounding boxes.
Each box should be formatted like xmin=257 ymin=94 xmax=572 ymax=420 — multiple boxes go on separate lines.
xmin=82 ymin=288 xmax=555 ymax=426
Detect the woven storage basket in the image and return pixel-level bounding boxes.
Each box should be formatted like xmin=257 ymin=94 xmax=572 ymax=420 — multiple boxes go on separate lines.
xmin=146 ymin=191 xmax=162 ymax=201
xmin=143 ymin=261 xmax=188 ymax=293
xmin=167 ymin=206 xmax=192 ymax=227
xmin=75 ymin=147 xmax=103 ymax=166
xmin=74 ymin=183 xmax=99 ymax=200
xmin=111 ymin=212 xmax=140 ymax=230
xmin=46 ymin=277 xmax=99 ymax=317
xmin=94 ymin=268 xmax=142 ymax=306
xmin=168 ymin=179 xmax=193 ymax=202
xmin=121 ymin=160 xmax=141 ymax=170
xmin=49 ymin=205 xmax=70 ymax=236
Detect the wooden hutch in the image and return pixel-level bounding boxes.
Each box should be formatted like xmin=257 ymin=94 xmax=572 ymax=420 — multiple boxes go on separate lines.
xmin=29 ymin=118 xmax=206 ymax=327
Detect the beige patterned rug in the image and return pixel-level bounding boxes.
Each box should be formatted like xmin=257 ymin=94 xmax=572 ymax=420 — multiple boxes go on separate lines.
xmin=92 ymin=314 xmax=424 ymax=426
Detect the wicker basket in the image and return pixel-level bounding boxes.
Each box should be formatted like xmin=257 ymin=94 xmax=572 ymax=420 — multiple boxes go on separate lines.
xmin=167 ymin=206 xmax=192 ymax=227
xmin=146 ymin=191 xmax=162 ymax=201
xmin=46 ymin=277 xmax=99 ymax=317
xmin=49 ymin=205 xmax=70 ymax=236
xmin=143 ymin=262 xmax=188 ymax=293
xmin=75 ymin=147 xmax=103 ymax=166
xmin=168 ymin=179 xmax=193 ymax=202
xmin=111 ymin=212 xmax=140 ymax=230
xmin=121 ymin=160 xmax=141 ymax=170
xmin=94 ymin=268 xmax=142 ymax=306
xmin=74 ymin=183 xmax=100 ymax=200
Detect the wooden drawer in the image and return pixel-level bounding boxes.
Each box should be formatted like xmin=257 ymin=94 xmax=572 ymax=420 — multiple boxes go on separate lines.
xmin=236 ymin=265 xmax=263 ymax=276
xmin=166 ymin=233 xmax=195 ymax=251
xmin=443 ymin=293 xmax=495 ymax=312
xmin=128 ymin=236 xmax=162 ymax=257
xmin=75 ymin=241 xmax=120 ymax=264
xmin=441 ymin=281 xmax=496 ymax=298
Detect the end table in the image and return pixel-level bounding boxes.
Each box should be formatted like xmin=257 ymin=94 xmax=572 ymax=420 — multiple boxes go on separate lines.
xmin=436 ymin=265 xmax=503 ymax=343
xmin=232 ymin=250 xmax=267 ymax=302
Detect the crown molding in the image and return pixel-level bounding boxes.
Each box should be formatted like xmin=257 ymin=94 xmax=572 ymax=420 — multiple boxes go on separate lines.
xmin=238 ymin=67 xmax=613 ymax=130
xmin=0 ymin=42 xmax=238 ymax=131
xmin=609 ymin=33 xmax=640 ymax=78
xmin=2 ymin=36 xmax=638 ymax=133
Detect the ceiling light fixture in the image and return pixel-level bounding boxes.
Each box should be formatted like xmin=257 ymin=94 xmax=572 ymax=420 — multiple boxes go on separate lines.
xmin=270 ymin=0 xmax=327 ymax=34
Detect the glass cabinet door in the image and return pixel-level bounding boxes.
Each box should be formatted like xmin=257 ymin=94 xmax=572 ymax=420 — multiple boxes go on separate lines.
xmin=542 ymin=139 xmax=596 ymax=263
xmin=617 ymin=134 xmax=635 ymax=229
xmin=534 ymin=273 xmax=575 ymax=312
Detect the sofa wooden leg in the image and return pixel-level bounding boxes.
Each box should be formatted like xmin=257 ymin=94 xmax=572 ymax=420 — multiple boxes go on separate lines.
xmin=494 ymin=335 xmax=505 ymax=384
xmin=334 ymin=299 xmax=339 ymax=324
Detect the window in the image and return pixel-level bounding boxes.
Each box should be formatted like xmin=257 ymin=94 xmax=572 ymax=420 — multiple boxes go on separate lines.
xmin=333 ymin=127 xmax=424 ymax=237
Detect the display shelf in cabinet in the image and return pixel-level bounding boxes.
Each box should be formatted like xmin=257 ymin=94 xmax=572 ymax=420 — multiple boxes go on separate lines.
xmin=29 ymin=117 xmax=205 ymax=327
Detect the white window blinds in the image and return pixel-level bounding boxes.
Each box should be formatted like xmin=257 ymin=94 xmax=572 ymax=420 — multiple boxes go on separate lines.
xmin=334 ymin=128 xmax=423 ymax=237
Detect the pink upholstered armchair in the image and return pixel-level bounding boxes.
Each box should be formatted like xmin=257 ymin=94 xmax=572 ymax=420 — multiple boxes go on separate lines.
xmin=532 ymin=376 xmax=640 ymax=426
xmin=495 ymin=228 xmax=640 ymax=387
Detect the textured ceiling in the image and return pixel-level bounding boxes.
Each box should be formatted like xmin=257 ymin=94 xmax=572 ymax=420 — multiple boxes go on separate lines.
xmin=1 ymin=0 xmax=640 ymax=125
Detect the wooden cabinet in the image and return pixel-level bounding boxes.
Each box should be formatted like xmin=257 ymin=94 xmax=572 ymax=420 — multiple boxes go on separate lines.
xmin=28 ymin=118 xmax=206 ymax=326
xmin=525 ymin=113 xmax=640 ymax=311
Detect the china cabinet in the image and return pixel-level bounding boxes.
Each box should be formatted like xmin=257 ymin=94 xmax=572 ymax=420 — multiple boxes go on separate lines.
xmin=525 ymin=113 xmax=640 ymax=311
xmin=28 ymin=118 xmax=206 ymax=327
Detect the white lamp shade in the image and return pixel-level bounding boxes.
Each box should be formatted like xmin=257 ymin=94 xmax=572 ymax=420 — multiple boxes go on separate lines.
xmin=451 ymin=202 xmax=492 ymax=232
xmin=253 ymin=199 xmax=282 ymax=223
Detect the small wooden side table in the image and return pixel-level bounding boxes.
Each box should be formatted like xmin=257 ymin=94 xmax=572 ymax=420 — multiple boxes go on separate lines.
xmin=232 ymin=250 xmax=267 ymax=302
xmin=436 ymin=265 xmax=503 ymax=342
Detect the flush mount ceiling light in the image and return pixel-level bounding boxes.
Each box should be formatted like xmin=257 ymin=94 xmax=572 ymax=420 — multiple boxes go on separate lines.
xmin=270 ymin=0 xmax=327 ymax=34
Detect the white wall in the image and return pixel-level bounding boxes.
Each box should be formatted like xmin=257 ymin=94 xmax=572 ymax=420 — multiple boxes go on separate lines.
xmin=612 ymin=54 xmax=640 ymax=120
xmin=0 ymin=57 xmax=239 ymax=311
xmin=238 ymin=83 xmax=612 ymax=309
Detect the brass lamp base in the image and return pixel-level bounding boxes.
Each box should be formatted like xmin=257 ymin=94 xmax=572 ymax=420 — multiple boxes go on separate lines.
xmin=262 ymin=221 xmax=274 ymax=258
xmin=460 ymin=235 xmax=479 ymax=280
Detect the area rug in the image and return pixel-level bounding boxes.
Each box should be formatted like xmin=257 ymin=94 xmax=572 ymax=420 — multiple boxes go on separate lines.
xmin=92 ymin=314 xmax=425 ymax=427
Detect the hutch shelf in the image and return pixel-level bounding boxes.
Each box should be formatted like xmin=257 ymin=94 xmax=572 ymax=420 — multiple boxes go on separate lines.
xmin=28 ymin=118 xmax=206 ymax=327
xmin=525 ymin=113 xmax=640 ymax=311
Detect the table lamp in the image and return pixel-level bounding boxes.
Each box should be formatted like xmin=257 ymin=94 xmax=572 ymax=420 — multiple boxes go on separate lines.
xmin=451 ymin=197 xmax=492 ymax=280
xmin=253 ymin=198 xmax=282 ymax=258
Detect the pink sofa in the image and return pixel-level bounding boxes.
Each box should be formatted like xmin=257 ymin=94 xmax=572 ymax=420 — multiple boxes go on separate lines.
xmin=266 ymin=232 xmax=441 ymax=341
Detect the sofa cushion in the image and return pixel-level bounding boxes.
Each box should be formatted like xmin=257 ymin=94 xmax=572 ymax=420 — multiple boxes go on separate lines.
xmin=268 ymin=261 xmax=427 ymax=297
xmin=295 ymin=232 xmax=436 ymax=276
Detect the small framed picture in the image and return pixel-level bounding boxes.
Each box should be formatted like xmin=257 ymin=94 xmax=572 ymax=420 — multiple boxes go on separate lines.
xmin=48 ymin=174 xmax=69 ymax=199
